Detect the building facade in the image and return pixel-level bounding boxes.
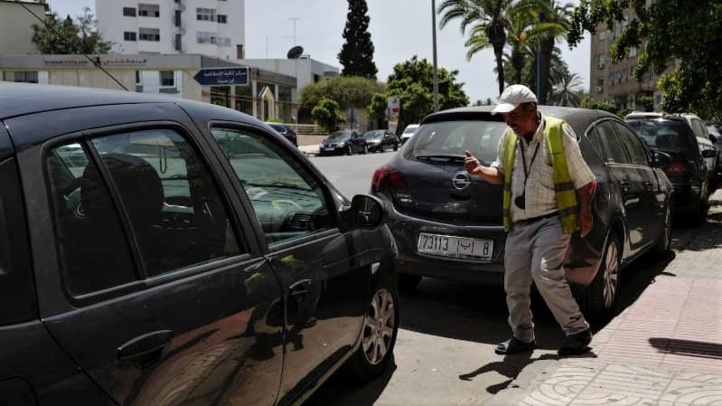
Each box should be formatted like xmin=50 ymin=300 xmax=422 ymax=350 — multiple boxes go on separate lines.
xmin=96 ymin=0 xmax=245 ymax=61
xmin=589 ymin=5 xmax=674 ymax=111
xmin=0 ymin=0 xmax=47 ymax=54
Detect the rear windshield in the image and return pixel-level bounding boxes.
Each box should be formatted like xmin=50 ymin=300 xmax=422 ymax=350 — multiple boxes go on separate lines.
xmin=627 ymin=120 xmax=693 ymax=150
xmin=404 ymin=120 xmax=506 ymax=164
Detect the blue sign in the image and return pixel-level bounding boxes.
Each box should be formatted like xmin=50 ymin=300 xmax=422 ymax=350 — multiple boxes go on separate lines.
xmin=193 ymin=67 xmax=249 ymax=86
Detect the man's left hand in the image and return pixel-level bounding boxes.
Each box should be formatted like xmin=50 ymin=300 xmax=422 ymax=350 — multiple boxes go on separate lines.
xmin=579 ymin=210 xmax=593 ymax=237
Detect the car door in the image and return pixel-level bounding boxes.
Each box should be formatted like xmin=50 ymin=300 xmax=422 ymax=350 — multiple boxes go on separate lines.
xmin=610 ymin=120 xmax=666 ymax=250
xmin=590 ymin=119 xmax=647 ymax=256
xmin=8 ymin=104 xmax=285 ymax=406
xmin=689 ymin=117 xmax=717 ymax=172
xmin=201 ymin=122 xmax=371 ymax=404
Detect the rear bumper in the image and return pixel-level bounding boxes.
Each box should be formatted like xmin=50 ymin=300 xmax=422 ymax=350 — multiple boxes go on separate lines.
xmin=670 ymin=182 xmax=701 ymax=212
xmin=382 ymin=200 xmax=507 ymax=283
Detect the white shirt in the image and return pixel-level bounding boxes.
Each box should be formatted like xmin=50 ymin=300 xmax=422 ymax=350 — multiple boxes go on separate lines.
xmin=492 ymin=113 xmax=596 ymax=222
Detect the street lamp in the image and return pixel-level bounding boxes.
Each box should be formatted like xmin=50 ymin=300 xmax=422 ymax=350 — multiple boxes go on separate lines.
xmin=432 ymin=0 xmax=439 ymax=112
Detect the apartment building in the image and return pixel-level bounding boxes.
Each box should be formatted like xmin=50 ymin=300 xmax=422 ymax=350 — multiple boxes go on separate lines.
xmin=96 ymin=0 xmax=245 ymax=60
xmin=0 ymin=0 xmax=47 ymax=54
xmin=589 ymin=5 xmax=674 ymax=111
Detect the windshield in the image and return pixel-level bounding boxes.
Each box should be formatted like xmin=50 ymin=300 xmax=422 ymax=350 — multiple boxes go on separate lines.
xmin=627 ymin=120 xmax=692 ymax=149
xmin=402 ymin=125 xmax=419 ymax=135
xmin=327 ymin=132 xmax=350 ymax=141
xmin=404 ymin=120 xmax=506 ymax=164
xmin=364 ymin=130 xmax=384 ymax=139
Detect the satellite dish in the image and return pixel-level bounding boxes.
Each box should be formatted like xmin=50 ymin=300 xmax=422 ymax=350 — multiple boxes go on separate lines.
xmin=287 ymin=45 xmax=304 ymax=59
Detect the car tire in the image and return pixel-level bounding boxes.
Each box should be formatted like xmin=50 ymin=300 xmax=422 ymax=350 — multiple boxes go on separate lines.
xmin=398 ymin=273 xmax=422 ymax=292
xmin=343 ymin=274 xmax=399 ymax=381
xmin=363 ymin=144 xmax=368 ymax=154
xmin=582 ymin=233 xmax=621 ymax=323
xmin=346 ymin=145 xmax=353 ymax=155
xmin=380 ymin=144 xmax=386 ymax=153
xmin=393 ymin=143 xmax=398 ymax=151
xmin=654 ymin=204 xmax=672 ymax=255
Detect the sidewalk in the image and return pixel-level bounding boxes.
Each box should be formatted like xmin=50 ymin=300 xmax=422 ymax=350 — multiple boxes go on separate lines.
xmin=489 ymin=191 xmax=722 ymax=405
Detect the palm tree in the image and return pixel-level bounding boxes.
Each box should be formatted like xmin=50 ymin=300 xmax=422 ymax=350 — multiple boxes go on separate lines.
xmin=550 ymin=70 xmax=584 ymax=106
xmin=535 ymin=1 xmax=574 ymax=104
xmin=438 ymin=0 xmax=517 ymax=96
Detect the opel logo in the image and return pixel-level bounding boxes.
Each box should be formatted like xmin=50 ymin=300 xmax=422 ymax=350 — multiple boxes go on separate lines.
xmin=451 ymin=172 xmax=471 ymax=191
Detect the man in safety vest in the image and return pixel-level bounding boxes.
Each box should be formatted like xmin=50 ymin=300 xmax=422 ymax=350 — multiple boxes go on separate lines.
xmin=464 ymin=84 xmax=596 ymax=356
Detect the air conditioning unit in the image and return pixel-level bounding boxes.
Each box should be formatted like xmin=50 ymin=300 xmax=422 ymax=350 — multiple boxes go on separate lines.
xmin=596 ymin=86 xmax=604 ymax=93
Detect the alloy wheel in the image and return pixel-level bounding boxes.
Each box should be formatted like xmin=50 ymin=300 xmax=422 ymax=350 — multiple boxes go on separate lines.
xmin=361 ymin=288 xmax=396 ymax=365
xmin=602 ymin=239 xmax=620 ymax=310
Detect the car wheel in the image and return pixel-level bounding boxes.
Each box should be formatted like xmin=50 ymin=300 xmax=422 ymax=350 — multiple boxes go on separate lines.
xmin=344 ymin=275 xmax=399 ymax=381
xmin=393 ymin=143 xmax=398 ymax=151
xmin=398 ymin=273 xmax=422 ymax=292
xmin=346 ymin=145 xmax=353 ymax=155
xmin=582 ymin=233 xmax=621 ymax=323
xmin=380 ymin=143 xmax=386 ymax=153
xmin=654 ymin=204 xmax=672 ymax=255
xmin=363 ymin=144 xmax=368 ymax=154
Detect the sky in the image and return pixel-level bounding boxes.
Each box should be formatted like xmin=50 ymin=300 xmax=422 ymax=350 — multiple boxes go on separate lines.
xmin=47 ymin=0 xmax=591 ymax=103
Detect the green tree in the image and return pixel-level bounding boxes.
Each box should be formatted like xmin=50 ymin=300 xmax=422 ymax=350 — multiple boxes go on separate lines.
xmin=338 ymin=0 xmax=378 ymax=79
xmin=312 ymin=98 xmax=346 ymax=133
xmin=367 ymin=56 xmax=469 ymax=131
xmin=549 ymin=69 xmax=584 ymax=106
xmin=298 ymin=76 xmax=384 ymax=111
xmin=568 ymin=0 xmax=722 ymax=121
xmin=32 ymin=8 xmax=111 ymax=54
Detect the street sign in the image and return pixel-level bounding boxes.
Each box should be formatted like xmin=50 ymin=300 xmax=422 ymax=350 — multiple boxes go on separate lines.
xmin=387 ymin=96 xmax=400 ymax=119
xmin=193 ymin=67 xmax=249 ymax=86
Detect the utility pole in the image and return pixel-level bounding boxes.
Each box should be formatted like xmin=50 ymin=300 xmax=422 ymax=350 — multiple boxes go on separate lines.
xmin=431 ymin=0 xmax=439 ymax=112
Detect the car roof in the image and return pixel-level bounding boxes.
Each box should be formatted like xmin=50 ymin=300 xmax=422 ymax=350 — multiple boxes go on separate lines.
xmin=0 ymin=82 xmax=176 ymax=120
xmin=422 ymin=105 xmax=619 ymax=132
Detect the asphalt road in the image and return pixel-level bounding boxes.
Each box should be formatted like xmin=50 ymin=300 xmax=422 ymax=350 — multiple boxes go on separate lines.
xmin=303 ymin=151 xmax=683 ymax=406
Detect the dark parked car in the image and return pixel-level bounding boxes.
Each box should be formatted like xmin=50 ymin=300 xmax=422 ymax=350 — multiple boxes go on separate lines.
xmin=265 ymin=122 xmax=298 ymax=146
xmin=0 ymin=83 xmax=399 ymax=406
xmin=363 ymin=129 xmax=400 ymax=152
xmin=371 ymin=106 xmax=673 ymax=321
xmin=706 ymin=121 xmax=722 ymax=188
xmin=626 ymin=115 xmax=713 ymax=222
xmin=319 ymin=130 xmax=367 ymax=155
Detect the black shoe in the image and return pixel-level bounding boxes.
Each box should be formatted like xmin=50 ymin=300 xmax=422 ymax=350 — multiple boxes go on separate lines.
xmin=558 ymin=329 xmax=593 ymax=356
xmin=495 ymin=337 xmax=536 ymax=355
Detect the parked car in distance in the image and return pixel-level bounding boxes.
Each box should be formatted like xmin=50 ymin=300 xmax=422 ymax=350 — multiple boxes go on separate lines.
xmin=399 ymin=123 xmax=420 ymax=145
xmin=264 ymin=122 xmax=298 ymax=146
xmin=0 ymin=83 xmax=399 ymax=406
xmin=626 ymin=114 xmax=712 ymax=222
xmin=706 ymin=121 xmax=722 ymax=187
xmin=319 ymin=130 xmax=368 ymax=155
xmin=363 ymin=129 xmax=400 ymax=152
xmin=371 ymin=106 xmax=673 ymax=321
xmin=626 ymin=112 xmax=718 ymax=186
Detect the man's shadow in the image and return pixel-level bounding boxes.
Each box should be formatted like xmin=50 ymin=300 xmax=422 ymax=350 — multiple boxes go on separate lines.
xmin=458 ymin=351 xmax=597 ymax=394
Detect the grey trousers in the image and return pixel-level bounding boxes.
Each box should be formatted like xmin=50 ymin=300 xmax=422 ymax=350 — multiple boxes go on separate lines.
xmin=504 ymin=216 xmax=589 ymax=342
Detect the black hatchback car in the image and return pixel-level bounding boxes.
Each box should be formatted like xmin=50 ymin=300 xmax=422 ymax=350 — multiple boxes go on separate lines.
xmin=319 ymin=130 xmax=368 ymax=155
xmin=626 ymin=115 xmax=713 ymax=222
xmin=0 ymin=83 xmax=399 ymax=405
xmin=362 ymin=129 xmax=400 ymax=153
xmin=371 ymin=106 xmax=673 ymax=320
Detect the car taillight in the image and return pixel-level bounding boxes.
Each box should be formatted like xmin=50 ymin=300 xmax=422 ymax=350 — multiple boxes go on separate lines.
xmin=371 ymin=165 xmax=409 ymax=193
xmin=663 ymin=154 xmax=692 ymax=177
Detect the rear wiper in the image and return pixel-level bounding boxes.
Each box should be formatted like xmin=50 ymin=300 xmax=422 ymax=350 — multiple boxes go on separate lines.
xmin=416 ymin=154 xmax=466 ymax=163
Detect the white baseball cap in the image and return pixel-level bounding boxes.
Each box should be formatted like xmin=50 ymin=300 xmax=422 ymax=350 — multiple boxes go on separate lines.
xmin=491 ymin=85 xmax=538 ymax=114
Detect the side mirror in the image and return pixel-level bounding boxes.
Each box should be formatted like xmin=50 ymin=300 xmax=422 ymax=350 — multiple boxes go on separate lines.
xmin=653 ymin=151 xmax=673 ymax=168
xmin=349 ymin=194 xmax=385 ymax=228
xmin=702 ymin=149 xmax=717 ymax=158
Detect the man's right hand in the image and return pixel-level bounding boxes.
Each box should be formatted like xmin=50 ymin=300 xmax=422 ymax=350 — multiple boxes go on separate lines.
xmin=464 ymin=151 xmax=480 ymax=174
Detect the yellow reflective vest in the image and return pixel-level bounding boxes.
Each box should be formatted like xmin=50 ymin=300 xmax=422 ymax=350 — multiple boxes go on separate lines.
xmin=501 ymin=116 xmax=578 ymax=234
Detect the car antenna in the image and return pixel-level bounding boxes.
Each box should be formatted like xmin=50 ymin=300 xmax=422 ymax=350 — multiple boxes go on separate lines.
xmin=19 ymin=3 xmax=129 ymax=91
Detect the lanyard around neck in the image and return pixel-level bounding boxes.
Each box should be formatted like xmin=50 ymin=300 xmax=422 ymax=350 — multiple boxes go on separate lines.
xmin=518 ymin=138 xmax=541 ymax=180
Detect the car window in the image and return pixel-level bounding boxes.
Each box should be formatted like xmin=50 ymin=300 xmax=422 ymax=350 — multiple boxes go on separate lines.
xmin=46 ymin=143 xmax=138 ymax=295
xmin=593 ymin=120 xmax=630 ymax=164
xmin=612 ymin=122 xmax=650 ymax=166
xmin=0 ymin=158 xmax=36 ymax=324
xmin=211 ymin=127 xmax=334 ymax=246
xmin=327 ymin=132 xmax=348 ymax=141
xmin=627 ymin=120 xmax=692 ymax=150
xmin=46 ymin=130 xmax=242 ymax=294
xmin=691 ymin=119 xmax=709 ymax=140
xmin=406 ymin=120 xmax=506 ymax=164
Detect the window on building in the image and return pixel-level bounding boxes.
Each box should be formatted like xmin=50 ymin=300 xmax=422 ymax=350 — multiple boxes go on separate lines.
xmin=236 ymin=44 xmax=244 ymax=59
xmin=217 ymin=14 xmax=227 ymax=23
xmin=123 ymin=7 xmax=136 ymax=17
xmin=123 ymin=31 xmax=137 ymax=41
xmin=196 ymin=8 xmax=217 ymax=22
xmin=139 ymin=28 xmax=160 ymax=42
xmin=3 ymin=71 xmax=38 ymax=83
xmin=159 ymin=71 xmax=174 ymax=87
xmin=138 ymin=4 xmax=160 ymax=18
xmin=196 ymin=31 xmax=217 ymax=44
xmin=217 ymin=37 xmax=231 ymax=47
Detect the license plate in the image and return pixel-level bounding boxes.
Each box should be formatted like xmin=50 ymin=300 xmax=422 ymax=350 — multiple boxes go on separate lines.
xmin=324 ymin=147 xmax=335 ymax=151
xmin=417 ymin=233 xmax=494 ymax=260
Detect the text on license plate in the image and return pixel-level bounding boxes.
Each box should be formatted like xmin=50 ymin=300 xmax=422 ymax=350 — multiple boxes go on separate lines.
xmin=417 ymin=233 xmax=494 ymax=259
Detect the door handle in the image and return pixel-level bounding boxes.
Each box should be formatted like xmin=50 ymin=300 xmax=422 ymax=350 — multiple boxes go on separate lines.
xmin=289 ymin=279 xmax=312 ymax=298
xmin=117 ymin=330 xmax=173 ymax=368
